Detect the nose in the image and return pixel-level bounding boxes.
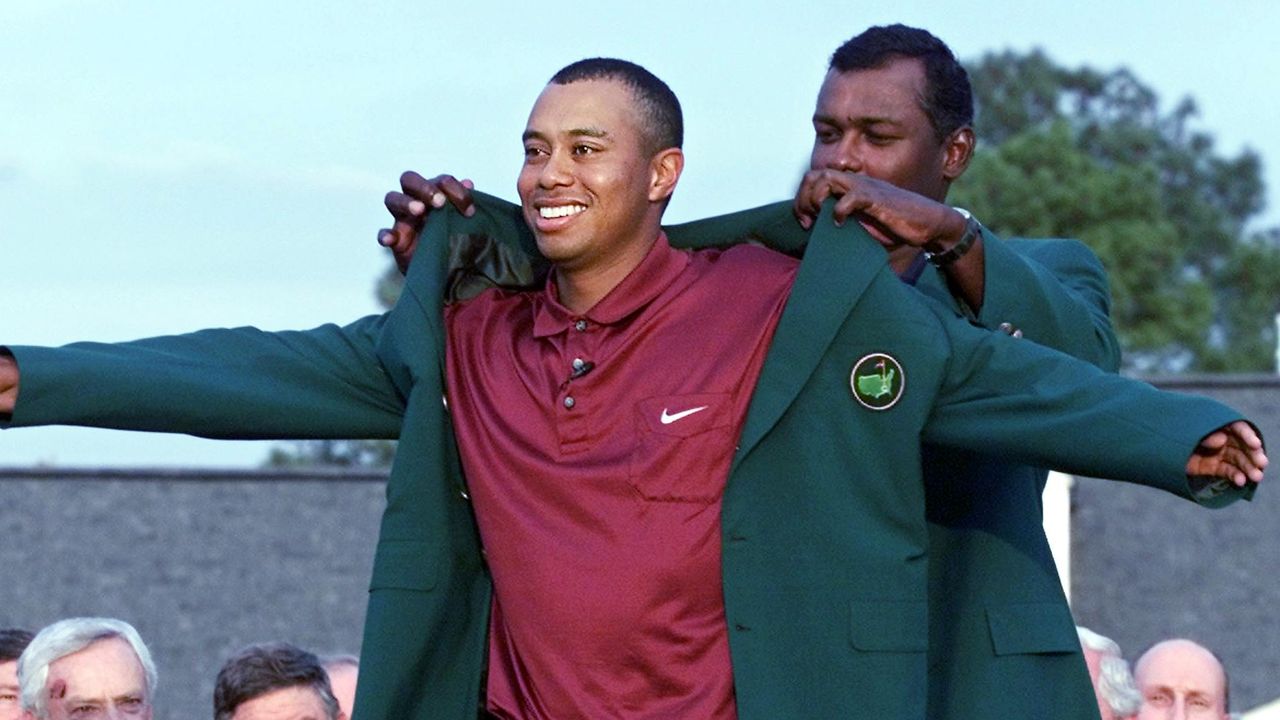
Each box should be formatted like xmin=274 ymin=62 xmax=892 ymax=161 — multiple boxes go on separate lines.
xmin=538 ymin=148 xmax=573 ymax=189
xmin=826 ymin=135 xmax=863 ymax=173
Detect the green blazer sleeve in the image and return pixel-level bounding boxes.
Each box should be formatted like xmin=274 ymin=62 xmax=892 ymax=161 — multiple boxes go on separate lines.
xmin=3 ymin=315 xmax=404 ymax=440
xmin=922 ymin=232 xmax=1122 ymax=371
xmin=921 ymin=308 xmax=1254 ymax=507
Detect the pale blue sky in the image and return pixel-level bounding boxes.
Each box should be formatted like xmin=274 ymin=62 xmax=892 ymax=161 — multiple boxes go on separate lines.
xmin=4 ymin=0 xmax=1277 ymax=467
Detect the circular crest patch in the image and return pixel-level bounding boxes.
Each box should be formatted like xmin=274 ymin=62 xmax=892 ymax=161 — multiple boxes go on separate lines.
xmin=850 ymin=352 xmax=905 ymax=410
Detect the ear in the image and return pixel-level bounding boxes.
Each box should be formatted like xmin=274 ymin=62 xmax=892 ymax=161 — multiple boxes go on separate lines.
xmin=648 ymin=147 xmax=684 ymax=203
xmin=941 ymin=126 xmax=975 ymax=182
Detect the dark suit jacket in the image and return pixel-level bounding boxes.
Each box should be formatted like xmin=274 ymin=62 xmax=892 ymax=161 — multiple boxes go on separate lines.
xmin=4 ymin=194 xmax=1252 ymax=719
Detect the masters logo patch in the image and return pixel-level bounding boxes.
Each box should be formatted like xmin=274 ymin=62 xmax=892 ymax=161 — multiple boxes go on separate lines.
xmin=850 ymin=352 xmax=905 ymax=410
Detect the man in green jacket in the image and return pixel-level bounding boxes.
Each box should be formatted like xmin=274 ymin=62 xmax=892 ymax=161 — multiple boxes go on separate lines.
xmin=379 ymin=25 xmax=1123 ymax=719
xmin=0 ymin=58 xmax=1265 ymax=719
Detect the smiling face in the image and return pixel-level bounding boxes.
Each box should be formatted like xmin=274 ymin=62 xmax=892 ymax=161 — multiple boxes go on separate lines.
xmin=44 ymin=637 xmax=151 ymax=720
xmin=517 ymin=78 xmax=682 ymax=280
xmin=809 ymin=56 xmax=969 ymax=202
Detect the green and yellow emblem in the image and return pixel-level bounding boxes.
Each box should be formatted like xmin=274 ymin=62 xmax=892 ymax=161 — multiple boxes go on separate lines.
xmin=850 ymin=352 xmax=905 ymax=410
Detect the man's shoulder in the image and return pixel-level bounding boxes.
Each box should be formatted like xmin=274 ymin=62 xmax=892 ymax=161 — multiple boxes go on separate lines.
xmin=691 ymin=242 xmax=799 ymax=276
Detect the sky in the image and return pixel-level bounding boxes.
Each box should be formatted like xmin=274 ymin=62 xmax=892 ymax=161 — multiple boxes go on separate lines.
xmin=3 ymin=0 xmax=1278 ymax=467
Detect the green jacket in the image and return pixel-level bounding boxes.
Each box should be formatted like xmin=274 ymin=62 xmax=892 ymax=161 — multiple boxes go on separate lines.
xmin=5 ymin=194 xmax=1250 ymax=719
xmin=667 ymin=202 xmax=1121 ymax=719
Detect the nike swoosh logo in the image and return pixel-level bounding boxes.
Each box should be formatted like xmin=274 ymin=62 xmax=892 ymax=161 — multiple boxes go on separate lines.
xmin=660 ymin=406 xmax=709 ymax=424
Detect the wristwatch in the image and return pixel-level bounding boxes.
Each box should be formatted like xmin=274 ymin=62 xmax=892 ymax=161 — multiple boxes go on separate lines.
xmin=927 ymin=208 xmax=981 ymax=267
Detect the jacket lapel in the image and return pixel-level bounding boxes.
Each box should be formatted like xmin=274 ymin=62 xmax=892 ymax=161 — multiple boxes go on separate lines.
xmin=732 ymin=202 xmax=890 ymax=471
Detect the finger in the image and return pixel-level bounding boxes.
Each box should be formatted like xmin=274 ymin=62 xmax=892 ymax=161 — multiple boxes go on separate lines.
xmin=378 ymin=228 xmax=394 ymax=247
xmin=435 ymin=175 xmax=476 ymax=217
xmin=385 ymin=191 xmax=426 ymax=224
xmin=399 ymin=170 xmax=439 ymax=203
xmin=833 ymin=191 xmax=871 ymax=225
xmin=1229 ymin=420 xmax=1263 ymax=450
xmin=388 ymin=220 xmax=419 ymax=251
xmin=1196 ymin=430 xmax=1228 ymax=452
xmin=1189 ymin=445 xmax=1256 ymax=486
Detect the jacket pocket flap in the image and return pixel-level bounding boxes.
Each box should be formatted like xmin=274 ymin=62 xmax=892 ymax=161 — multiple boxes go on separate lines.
xmin=986 ymin=603 xmax=1079 ymax=655
xmin=368 ymin=540 xmax=439 ymax=591
xmin=849 ymin=600 xmax=927 ymax=652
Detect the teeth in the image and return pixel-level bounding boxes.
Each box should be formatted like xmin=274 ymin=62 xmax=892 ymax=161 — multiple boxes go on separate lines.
xmin=539 ymin=204 xmax=586 ymax=219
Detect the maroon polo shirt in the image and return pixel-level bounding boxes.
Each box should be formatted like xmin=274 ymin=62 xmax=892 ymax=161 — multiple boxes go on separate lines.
xmin=444 ymin=234 xmax=797 ymax=720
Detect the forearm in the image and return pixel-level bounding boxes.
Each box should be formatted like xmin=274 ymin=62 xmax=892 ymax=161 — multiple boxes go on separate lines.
xmin=4 ymin=316 xmax=405 ymax=440
xmin=926 ymin=312 xmax=1252 ymax=506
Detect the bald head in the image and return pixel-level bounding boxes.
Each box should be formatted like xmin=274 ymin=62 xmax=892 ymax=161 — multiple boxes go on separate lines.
xmin=1134 ymin=639 xmax=1228 ymax=719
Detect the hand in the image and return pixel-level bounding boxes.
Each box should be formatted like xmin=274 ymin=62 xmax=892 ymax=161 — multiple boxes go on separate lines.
xmin=1186 ymin=420 xmax=1268 ymax=486
xmin=0 ymin=352 xmax=18 ymax=415
xmin=378 ymin=172 xmax=475 ymax=274
xmin=792 ymin=169 xmax=966 ymax=252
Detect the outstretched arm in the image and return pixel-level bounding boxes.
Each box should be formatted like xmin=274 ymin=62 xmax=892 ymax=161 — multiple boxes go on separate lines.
xmin=2 ymin=316 xmax=405 ymax=440
xmin=924 ymin=306 xmax=1264 ymax=504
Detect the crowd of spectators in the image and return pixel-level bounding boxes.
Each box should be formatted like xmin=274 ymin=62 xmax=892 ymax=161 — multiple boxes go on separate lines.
xmin=1 ymin=620 xmax=356 ymax=720
xmin=0 ymin=616 xmax=1244 ymax=719
xmin=1078 ymin=626 xmax=1236 ymax=720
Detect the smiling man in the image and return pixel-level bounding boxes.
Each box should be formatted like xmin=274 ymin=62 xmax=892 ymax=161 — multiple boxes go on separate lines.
xmin=0 ymin=56 xmax=1266 ymax=720
xmin=378 ymin=26 xmax=1125 ymax=719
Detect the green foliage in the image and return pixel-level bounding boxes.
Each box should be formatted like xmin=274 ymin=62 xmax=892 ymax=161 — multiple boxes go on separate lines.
xmin=958 ymin=49 xmax=1277 ymax=372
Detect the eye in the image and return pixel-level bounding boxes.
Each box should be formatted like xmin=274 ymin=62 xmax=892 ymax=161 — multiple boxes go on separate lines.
xmin=120 ymin=697 xmax=147 ymax=713
xmin=523 ymin=145 xmax=548 ymax=160
xmin=865 ymin=132 xmax=895 ymax=146
xmin=572 ymin=143 xmax=597 ymax=156
xmin=813 ymin=126 xmax=840 ymax=144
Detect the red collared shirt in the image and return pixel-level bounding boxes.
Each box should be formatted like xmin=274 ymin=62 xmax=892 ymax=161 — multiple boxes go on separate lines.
xmin=444 ymin=234 xmax=796 ymax=719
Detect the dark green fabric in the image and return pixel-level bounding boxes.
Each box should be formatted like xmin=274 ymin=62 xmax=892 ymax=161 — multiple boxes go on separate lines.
xmin=670 ymin=205 xmax=1120 ymax=718
xmin=3 ymin=192 xmax=1253 ymax=720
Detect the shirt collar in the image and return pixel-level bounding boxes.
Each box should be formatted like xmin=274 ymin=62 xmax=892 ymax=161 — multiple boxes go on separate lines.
xmin=533 ymin=233 xmax=689 ymax=337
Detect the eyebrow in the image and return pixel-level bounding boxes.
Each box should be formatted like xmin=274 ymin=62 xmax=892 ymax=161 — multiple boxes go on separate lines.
xmin=812 ymin=112 xmax=901 ymax=128
xmin=522 ymin=127 xmax=611 ymax=143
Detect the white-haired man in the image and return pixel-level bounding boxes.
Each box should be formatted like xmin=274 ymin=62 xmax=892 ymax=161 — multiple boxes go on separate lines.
xmin=1079 ymin=626 xmax=1141 ymax=720
xmin=17 ymin=618 xmax=156 ymax=720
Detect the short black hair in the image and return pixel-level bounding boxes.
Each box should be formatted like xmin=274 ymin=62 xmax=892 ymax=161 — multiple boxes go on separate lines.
xmin=549 ymin=57 xmax=683 ymax=153
xmin=213 ymin=642 xmax=339 ymax=720
xmin=0 ymin=628 xmax=33 ymax=663
xmin=829 ymin=24 xmax=973 ymax=143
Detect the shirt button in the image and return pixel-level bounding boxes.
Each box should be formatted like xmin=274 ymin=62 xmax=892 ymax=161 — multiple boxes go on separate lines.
xmin=572 ymin=357 xmax=586 ymax=371
xmin=574 ymin=320 xmax=588 ymax=332
xmin=563 ymin=396 xmax=576 ymax=409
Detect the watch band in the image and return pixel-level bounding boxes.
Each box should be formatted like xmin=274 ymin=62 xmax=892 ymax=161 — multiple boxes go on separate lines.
xmin=927 ymin=209 xmax=981 ymax=267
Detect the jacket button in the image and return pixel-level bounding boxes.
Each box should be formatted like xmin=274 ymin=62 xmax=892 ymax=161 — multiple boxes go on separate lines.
xmin=997 ymin=322 xmax=1023 ymax=338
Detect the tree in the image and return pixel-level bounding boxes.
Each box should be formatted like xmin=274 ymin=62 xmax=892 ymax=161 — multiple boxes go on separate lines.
xmin=954 ymin=49 xmax=1278 ymax=372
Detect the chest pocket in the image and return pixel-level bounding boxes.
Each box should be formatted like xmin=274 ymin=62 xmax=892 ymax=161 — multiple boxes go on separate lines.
xmin=629 ymin=393 xmax=733 ymax=503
